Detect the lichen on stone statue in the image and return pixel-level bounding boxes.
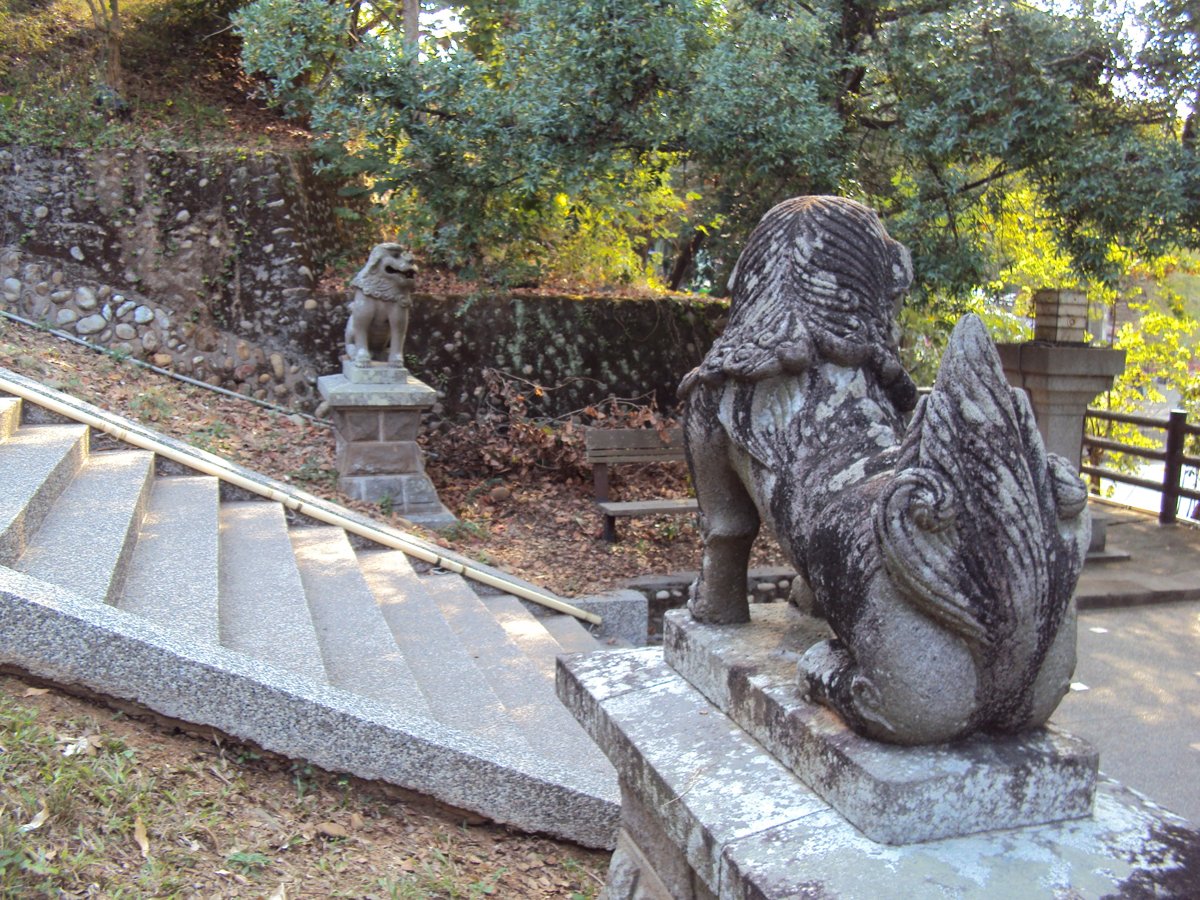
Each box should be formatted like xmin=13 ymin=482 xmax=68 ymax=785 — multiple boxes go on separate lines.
xmin=344 ymin=243 xmax=418 ymax=367
xmin=681 ymin=196 xmax=1091 ymax=745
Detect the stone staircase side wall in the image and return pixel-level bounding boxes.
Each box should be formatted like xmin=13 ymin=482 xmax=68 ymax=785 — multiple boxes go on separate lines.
xmin=0 ymin=564 xmax=619 ymax=848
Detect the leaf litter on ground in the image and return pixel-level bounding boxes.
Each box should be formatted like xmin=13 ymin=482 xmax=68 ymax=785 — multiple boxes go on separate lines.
xmin=0 ymin=317 xmax=789 ymax=598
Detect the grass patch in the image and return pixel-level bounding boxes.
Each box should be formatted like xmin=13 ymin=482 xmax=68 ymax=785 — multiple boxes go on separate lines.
xmin=0 ymin=0 xmax=295 ymax=149
xmin=0 ymin=676 xmax=607 ymax=897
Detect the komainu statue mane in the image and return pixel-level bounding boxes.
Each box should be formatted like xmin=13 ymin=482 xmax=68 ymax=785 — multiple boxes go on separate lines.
xmin=680 ymin=196 xmax=1091 ymax=745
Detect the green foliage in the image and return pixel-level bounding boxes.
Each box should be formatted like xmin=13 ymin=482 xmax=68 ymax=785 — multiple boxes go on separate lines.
xmin=0 ymin=0 xmax=245 ymax=148
xmin=236 ymin=0 xmax=1200 ymax=294
xmin=1087 ymin=260 xmax=1200 ymax=485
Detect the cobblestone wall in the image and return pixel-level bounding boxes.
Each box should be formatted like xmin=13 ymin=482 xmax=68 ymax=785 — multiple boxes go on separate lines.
xmin=1 ymin=146 xmax=728 ymax=417
xmin=0 ymin=146 xmax=355 ymax=406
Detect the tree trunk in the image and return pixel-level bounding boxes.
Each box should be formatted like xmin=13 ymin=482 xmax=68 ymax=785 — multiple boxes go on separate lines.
xmin=106 ymin=0 xmax=122 ymax=94
xmin=84 ymin=0 xmax=122 ymax=95
xmin=668 ymin=229 xmax=706 ymax=292
xmin=403 ymin=0 xmax=420 ymax=52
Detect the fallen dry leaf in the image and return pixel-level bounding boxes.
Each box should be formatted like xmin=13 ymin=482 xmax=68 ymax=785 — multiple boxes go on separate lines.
xmin=59 ymin=734 xmax=102 ymax=757
xmin=18 ymin=802 xmax=49 ymax=834
xmin=134 ymin=816 xmax=151 ymax=858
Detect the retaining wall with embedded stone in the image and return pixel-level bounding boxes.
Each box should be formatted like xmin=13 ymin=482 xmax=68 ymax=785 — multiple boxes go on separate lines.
xmin=0 ymin=248 xmax=316 ymax=404
xmin=0 ymin=146 xmax=359 ymax=407
xmin=2 ymin=146 xmax=730 ymax=417
xmin=399 ymin=293 xmax=728 ymax=419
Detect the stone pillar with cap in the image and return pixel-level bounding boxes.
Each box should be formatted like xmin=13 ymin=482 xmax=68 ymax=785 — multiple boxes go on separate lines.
xmin=997 ymin=289 xmax=1126 ymax=553
xmin=317 ymin=361 xmax=456 ymax=529
xmin=997 ymin=289 xmax=1126 ymax=468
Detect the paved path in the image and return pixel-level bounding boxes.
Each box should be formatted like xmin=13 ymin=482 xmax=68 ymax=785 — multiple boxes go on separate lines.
xmin=1053 ymin=502 xmax=1200 ymax=825
xmin=1076 ymin=503 xmax=1200 ymax=608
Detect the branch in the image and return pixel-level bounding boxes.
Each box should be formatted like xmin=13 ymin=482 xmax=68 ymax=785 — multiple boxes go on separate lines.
xmin=959 ymin=163 xmax=1010 ymax=194
xmin=876 ymin=0 xmax=959 ymax=25
xmin=857 ymin=114 xmax=898 ymax=130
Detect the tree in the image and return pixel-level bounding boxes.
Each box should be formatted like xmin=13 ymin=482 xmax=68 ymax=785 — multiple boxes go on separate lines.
xmin=235 ymin=0 xmax=1200 ymax=294
xmin=84 ymin=0 xmax=123 ymax=103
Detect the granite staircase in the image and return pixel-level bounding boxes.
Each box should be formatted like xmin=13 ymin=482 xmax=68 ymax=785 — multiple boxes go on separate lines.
xmin=0 ymin=376 xmax=628 ymax=848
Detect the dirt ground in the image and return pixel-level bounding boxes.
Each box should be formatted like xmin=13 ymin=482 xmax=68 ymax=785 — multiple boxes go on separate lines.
xmin=0 ymin=671 xmax=609 ymax=898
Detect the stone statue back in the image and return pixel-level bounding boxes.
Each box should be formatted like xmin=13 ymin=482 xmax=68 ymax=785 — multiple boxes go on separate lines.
xmin=681 ymin=196 xmax=1090 ymax=745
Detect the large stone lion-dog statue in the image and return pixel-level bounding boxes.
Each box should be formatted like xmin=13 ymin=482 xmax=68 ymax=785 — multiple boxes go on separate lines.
xmin=680 ymin=196 xmax=1091 ymax=745
xmin=345 ymin=243 xmax=418 ymax=365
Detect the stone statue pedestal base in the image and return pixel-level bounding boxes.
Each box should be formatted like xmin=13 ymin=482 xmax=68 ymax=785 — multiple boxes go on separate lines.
xmin=664 ymin=605 xmax=1097 ymax=844
xmin=558 ymin=609 xmax=1200 ymax=898
xmin=318 ymin=362 xmax=456 ymax=529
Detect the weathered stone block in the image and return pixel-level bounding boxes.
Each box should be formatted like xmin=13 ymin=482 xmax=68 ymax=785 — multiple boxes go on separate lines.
xmin=379 ymin=411 xmax=422 ymax=443
xmin=337 ymin=441 xmax=423 ymax=476
xmin=336 ymin=473 xmax=455 ymax=528
xmin=335 ymin=410 xmax=382 ymax=443
xmin=663 ymin=605 xmax=1098 ymax=844
xmin=559 ymin=648 xmax=1200 ymax=899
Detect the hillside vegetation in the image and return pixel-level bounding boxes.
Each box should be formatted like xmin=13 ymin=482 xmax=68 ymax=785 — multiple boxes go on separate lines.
xmin=0 ymin=0 xmax=307 ymax=149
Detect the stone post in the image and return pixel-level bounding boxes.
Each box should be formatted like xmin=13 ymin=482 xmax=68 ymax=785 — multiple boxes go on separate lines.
xmin=1032 ymin=288 xmax=1089 ymax=343
xmin=998 ymin=289 xmax=1126 ymax=553
xmin=317 ymin=361 xmax=455 ymax=529
xmin=995 ymin=341 xmax=1126 ymax=471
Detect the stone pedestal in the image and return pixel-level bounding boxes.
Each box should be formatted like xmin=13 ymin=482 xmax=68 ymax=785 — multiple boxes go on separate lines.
xmin=997 ymin=342 xmax=1126 ymax=554
xmin=665 ymin=606 xmax=1097 ymax=844
xmin=318 ymin=362 xmax=455 ymax=529
xmin=558 ymin=606 xmax=1200 ymax=899
xmin=996 ymin=342 xmax=1125 ymax=473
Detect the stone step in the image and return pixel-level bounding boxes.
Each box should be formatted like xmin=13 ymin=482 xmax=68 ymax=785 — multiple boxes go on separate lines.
xmin=14 ymin=450 xmax=155 ymax=604
xmin=0 ymin=396 xmax=21 ymax=441
xmin=357 ymin=549 xmax=531 ymax=755
xmin=423 ymin=571 xmax=611 ymax=772
xmin=480 ymin=593 xmax=584 ymax=681
xmin=119 ymin=475 xmax=222 ymax=645
xmin=539 ymin=612 xmax=607 ymax=655
xmin=217 ymin=501 xmax=326 ymax=683
xmin=0 ymin=422 xmax=89 ymax=565
xmin=290 ymin=527 xmax=430 ymax=715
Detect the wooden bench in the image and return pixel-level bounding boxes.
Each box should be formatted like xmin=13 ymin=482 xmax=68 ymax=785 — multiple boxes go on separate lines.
xmin=584 ymin=427 xmax=699 ymax=542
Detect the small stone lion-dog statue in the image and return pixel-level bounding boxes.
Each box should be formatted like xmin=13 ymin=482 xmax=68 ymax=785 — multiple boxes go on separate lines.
xmin=345 ymin=243 xmax=418 ymax=366
xmin=680 ymin=196 xmax=1090 ymax=745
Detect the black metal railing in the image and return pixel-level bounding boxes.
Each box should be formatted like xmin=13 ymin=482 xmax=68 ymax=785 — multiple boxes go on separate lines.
xmin=1082 ymin=408 xmax=1200 ymax=524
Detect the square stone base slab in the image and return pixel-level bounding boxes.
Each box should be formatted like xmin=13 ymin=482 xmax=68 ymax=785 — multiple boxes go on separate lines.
xmin=318 ymin=371 xmax=437 ymax=408
xmin=558 ymin=649 xmax=1200 ymax=899
xmin=663 ymin=605 xmax=1098 ymax=845
xmin=341 ymin=358 xmax=409 ymax=384
xmin=338 ymin=473 xmax=457 ymax=529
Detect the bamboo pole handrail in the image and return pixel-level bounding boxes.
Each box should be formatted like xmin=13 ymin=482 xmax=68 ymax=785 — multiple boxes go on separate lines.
xmin=0 ymin=368 xmax=601 ymax=625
